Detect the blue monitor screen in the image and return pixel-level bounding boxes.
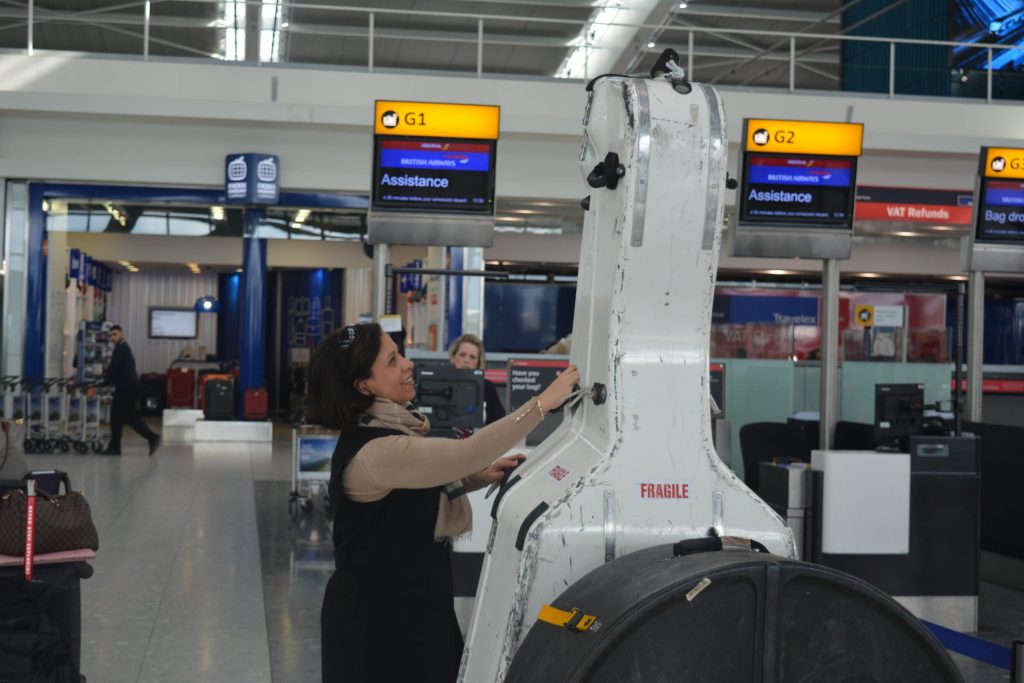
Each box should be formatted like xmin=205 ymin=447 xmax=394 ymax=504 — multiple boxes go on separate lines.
xmin=951 ymin=1 xmax=1024 ymax=72
xmin=976 ymin=178 xmax=1024 ymax=242
xmin=739 ymin=154 xmax=856 ymax=227
xmin=372 ymin=137 xmax=496 ymax=214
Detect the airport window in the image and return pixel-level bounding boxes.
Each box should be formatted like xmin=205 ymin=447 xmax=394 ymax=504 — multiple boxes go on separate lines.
xmin=44 ymin=201 xmax=366 ymax=241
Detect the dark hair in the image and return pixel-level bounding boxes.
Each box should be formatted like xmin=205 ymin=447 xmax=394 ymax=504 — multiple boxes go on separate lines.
xmin=306 ymin=323 xmax=383 ymax=431
xmin=110 ymin=325 xmax=123 ymax=332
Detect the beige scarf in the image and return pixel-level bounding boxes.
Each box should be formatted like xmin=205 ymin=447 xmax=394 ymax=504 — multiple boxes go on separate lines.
xmin=361 ymin=398 xmax=473 ymax=541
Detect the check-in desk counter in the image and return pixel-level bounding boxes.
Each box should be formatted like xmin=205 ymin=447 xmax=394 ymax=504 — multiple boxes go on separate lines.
xmin=758 ymin=462 xmax=813 ymax=559
xmin=808 ymin=437 xmax=980 ymax=632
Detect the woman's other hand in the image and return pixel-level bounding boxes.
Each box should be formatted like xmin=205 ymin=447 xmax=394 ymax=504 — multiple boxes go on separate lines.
xmin=478 ymin=453 xmax=526 ymax=485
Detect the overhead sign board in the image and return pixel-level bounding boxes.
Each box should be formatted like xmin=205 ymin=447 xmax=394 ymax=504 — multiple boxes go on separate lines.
xmin=855 ymin=186 xmax=974 ymax=225
xmin=369 ymin=99 xmax=500 ymax=246
xmin=225 ymin=153 xmax=279 ymax=204
xmin=981 ymin=147 xmax=1024 ymax=180
xmin=374 ymin=101 xmax=500 ymax=140
xmin=744 ymin=119 xmax=864 ymax=157
xmin=739 ymin=154 xmax=856 ymax=226
xmin=372 ymin=138 xmax=495 ymax=213
xmin=731 ymin=118 xmax=863 ymax=259
xmin=967 ymin=146 xmax=1024 ymax=272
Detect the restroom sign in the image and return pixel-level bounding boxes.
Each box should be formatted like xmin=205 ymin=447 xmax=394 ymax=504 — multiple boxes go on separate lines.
xmin=225 ymin=153 xmax=280 ymax=204
xmin=855 ymin=304 xmax=904 ymax=328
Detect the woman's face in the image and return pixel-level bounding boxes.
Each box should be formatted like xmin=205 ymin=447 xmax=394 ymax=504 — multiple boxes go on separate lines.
xmin=452 ymin=341 xmax=481 ymax=370
xmin=360 ymin=333 xmax=416 ymax=404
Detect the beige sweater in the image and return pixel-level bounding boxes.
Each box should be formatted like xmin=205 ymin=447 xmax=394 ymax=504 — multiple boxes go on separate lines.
xmin=343 ymin=399 xmax=545 ymax=537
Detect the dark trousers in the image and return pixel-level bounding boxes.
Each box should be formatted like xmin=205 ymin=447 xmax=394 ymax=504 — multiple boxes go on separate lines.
xmin=110 ymin=384 xmax=158 ymax=451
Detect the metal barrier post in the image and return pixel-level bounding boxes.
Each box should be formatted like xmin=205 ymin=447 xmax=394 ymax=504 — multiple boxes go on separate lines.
xmin=368 ymin=13 xmax=374 ymax=73
xmin=788 ymin=37 xmax=795 ymax=92
xmin=987 ymin=47 xmax=993 ymax=103
xmin=687 ymin=31 xmax=693 ymax=78
xmin=477 ymin=19 xmax=483 ymax=77
xmin=143 ymin=0 xmax=151 ymax=61
xmin=889 ymin=42 xmax=895 ymax=98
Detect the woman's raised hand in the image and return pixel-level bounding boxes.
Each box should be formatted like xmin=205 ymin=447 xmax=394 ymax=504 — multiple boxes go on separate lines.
xmin=537 ymin=364 xmax=581 ymax=413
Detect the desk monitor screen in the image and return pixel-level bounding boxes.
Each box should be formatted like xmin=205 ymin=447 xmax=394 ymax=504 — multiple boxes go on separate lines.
xmin=874 ymin=383 xmax=924 ymax=450
xmin=975 ymin=178 xmax=1024 ymax=243
xmin=413 ymin=366 xmax=485 ymax=435
xmin=739 ymin=153 xmax=855 ymax=227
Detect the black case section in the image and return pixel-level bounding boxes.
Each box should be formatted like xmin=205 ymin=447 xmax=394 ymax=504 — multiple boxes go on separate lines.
xmin=506 ymin=544 xmax=962 ymax=683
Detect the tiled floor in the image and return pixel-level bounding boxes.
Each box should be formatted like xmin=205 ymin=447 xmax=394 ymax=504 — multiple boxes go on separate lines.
xmin=21 ymin=424 xmax=1024 ymax=682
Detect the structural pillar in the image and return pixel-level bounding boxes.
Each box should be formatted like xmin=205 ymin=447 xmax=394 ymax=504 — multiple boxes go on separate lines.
xmin=819 ymin=258 xmax=841 ymax=450
xmin=966 ymin=270 xmax=985 ymax=422
xmin=372 ymin=243 xmax=390 ymax=321
xmin=240 ymin=210 xmax=267 ymax=392
xmin=23 ymin=183 xmax=46 ymax=380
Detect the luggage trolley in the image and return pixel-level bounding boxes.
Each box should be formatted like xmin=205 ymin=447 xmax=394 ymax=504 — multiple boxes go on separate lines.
xmin=0 ymin=376 xmax=25 ymax=420
xmin=289 ymin=424 xmax=336 ymax=517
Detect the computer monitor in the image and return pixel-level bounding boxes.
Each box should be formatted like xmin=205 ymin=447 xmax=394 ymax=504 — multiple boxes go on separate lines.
xmin=874 ymin=383 xmax=924 ymax=451
xmin=413 ymin=366 xmax=485 ymax=436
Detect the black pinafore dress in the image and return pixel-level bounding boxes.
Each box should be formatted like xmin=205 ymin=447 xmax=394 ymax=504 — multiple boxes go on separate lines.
xmin=321 ymin=427 xmax=464 ymax=682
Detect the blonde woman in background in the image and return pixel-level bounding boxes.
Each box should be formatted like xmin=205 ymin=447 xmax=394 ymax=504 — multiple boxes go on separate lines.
xmin=448 ymin=333 xmax=506 ymax=425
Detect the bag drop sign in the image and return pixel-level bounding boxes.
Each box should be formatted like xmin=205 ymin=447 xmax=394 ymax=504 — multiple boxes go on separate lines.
xmin=637 ymin=481 xmax=693 ymax=502
xmin=225 ymin=153 xmax=280 ymax=204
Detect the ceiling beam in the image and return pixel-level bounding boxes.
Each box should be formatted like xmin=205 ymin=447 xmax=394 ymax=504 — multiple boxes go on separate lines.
xmin=678 ymin=5 xmax=841 ymax=24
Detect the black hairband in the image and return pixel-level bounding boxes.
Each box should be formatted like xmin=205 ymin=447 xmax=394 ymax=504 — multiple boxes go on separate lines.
xmin=339 ymin=325 xmax=357 ymax=350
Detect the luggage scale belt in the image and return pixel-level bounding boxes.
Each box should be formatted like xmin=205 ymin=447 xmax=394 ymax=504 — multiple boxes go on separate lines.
xmin=922 ymin=619 xmax=1016 ymax=672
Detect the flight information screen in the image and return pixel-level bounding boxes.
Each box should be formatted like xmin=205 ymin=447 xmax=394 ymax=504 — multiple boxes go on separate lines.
xmin=976 ymin=178 xmax=1024 ymax=242
xmin=739 ymin=154 xmax=856 ymax=227
xmin=372 ymin=137 xmax=495 ymax=213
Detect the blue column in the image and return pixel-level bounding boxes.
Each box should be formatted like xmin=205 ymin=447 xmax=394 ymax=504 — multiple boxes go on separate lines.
xmin=240 ymin=210 xmax=267 ymax=392
xmin=307 ymin=268 xmax=326 ymax=345
xmin=24 ymin=184 xmax=46 ymax=380
xmin=446 ymin=247 xmax=464 ymax=348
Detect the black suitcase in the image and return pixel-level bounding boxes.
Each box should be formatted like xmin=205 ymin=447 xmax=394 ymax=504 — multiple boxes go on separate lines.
xmin=0 ymin=563 xmax=91 ymax=683
xmin=138 ymin=374 xmax=166 ymax=417
xmin=203 ymin=379 xmax=234 ymax=421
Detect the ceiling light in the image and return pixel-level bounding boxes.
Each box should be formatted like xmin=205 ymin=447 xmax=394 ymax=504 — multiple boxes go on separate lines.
xmin=281 ymin=22 xmax=290 ymax=28
xmin=210 ymin=206 xmax=225 ymax=221
xmin=763 ymin=269 xmax=796 ymax=276
xmin=103 ymin=202 xmax=128 ymax=227
xmin=856 ymin=272 xmax=883 ymax=278
xmin=647 ymin=41 xmax=657 ymax=48
xmin=947 ymin=275 xmax=968 ymax=281
xmin=679 ymin=2 xmax=688 ymax=8
xmin=893 ymin=231 xmax=919 ymax=237
xmin=294 ymin=209 xmax=312 ymax=223
xmin=236 ymin=268 xmax=243 ymax=273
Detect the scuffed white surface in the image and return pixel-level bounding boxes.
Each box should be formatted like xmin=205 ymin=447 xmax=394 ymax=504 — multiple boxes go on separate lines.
xmin=459 ymin=77 xmax=794 ymax=683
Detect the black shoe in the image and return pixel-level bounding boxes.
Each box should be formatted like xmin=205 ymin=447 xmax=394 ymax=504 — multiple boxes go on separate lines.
xmin=100 ymin=448 xmax=121 ymax=456
xmin=148 ymin=436 xmax=161 ymax=456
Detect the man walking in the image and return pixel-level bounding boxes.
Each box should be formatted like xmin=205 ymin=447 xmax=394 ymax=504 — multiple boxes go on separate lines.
xmin=103 ymin=325 xmax=160 ymax=455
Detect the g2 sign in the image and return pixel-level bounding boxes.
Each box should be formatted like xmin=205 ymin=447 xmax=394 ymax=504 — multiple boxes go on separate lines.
xmin=225 ymin=153 xmax=280 ymax=204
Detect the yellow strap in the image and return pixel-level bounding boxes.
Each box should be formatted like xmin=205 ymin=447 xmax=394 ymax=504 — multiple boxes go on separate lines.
xmin=537 ymin=604 xmax=598 ymax=632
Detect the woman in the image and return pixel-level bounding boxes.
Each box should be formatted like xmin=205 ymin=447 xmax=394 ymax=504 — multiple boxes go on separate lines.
xmin=309 ymin=323 xmax=579 ymax=682
xmin=448 ymin=332 xmax=506 ymax=425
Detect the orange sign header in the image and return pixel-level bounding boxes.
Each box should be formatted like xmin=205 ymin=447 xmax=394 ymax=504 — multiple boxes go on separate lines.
xmin=374 ymin=101 xmax=500 ymax=139
xmin=981 ymin=147 xmax=1024 ymax=180
xmin=744 ymin=119 xmax=863 ymax=156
